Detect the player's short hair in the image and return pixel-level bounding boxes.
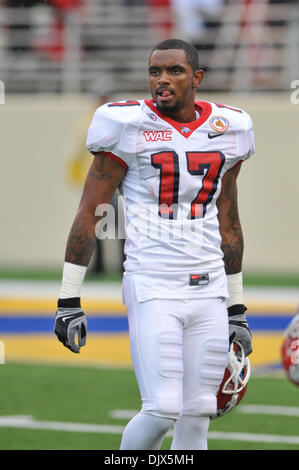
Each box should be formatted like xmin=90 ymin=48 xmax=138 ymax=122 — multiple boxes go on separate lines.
xmin=150 ymin=38 xmax=200 ymax=73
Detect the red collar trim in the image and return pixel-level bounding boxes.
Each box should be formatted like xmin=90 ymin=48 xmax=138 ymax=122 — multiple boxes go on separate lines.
xmin=144 ymin=99 xmax=212 ymax=138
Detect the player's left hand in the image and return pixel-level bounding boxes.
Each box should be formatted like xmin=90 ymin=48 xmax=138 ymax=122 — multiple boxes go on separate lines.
xmin=54 ymin=302 xmax=87 ymax=354
xmin=228 ymin=304 xmax=252 ymax=356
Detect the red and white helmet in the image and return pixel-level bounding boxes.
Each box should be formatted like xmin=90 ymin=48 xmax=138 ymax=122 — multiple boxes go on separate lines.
xmin=212 ymin=341 xmax=251 ymax=419
xmin=281 ymin=314 xmax=299 ymax=387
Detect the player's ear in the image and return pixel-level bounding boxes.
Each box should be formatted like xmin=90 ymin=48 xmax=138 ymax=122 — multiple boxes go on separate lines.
xmin=193 ymin=70 xmax=204 ymax=89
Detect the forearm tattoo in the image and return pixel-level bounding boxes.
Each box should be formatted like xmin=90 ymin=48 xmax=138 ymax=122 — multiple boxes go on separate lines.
xmin=222 ymin=233 xmax=244 ymax=274
xmin=65 ymin=154 xmax=113 ymax=266
xmin=221 ymin=174 xmax=244 ymax=275
xmin=65 ymin=217 xmax=96 ymax=266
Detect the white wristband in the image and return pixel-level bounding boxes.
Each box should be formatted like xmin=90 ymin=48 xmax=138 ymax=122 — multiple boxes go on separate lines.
xmin=226 ymin=272 xmax=243 ymax=308
xmin=59 ymin=262 xmax=87 ymax=299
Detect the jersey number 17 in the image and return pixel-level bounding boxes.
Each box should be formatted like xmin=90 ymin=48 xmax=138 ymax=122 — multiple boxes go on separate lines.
xmin=151 ymin=151 xmax=225 ymax=219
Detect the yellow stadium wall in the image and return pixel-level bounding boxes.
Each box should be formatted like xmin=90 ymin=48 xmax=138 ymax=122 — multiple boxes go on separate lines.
xmin=0 ymin=93 xmax=298 ymax=273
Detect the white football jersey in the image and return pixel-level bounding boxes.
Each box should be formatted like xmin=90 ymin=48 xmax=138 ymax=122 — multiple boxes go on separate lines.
xmin=86 ymin=99 xmax=255 ymax=301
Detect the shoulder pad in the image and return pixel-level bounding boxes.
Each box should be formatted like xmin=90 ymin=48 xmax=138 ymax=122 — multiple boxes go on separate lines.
xmin=86 ymin=100 xmax=141 ymax=162
xmin=101 ymin=100 xmax=143 ymax=123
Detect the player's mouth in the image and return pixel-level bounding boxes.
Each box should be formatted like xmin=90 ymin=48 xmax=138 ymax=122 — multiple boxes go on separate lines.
xmin=156 ymin=88 xmax=175 ymax=102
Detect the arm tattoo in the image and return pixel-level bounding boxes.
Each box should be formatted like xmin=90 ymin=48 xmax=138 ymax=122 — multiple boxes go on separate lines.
xmin=65 ymin=155 xmax=109 ymax=265
xmin=88 ymin=169 xmax=112 ymax=181
xmin=87 ymin=154 xmax=112 ymax=181
xmin=64 ymin=153 xmax=124 ymax=266
xmin=222 ymin=234 xmax=244 ymax=274
xmin=220 ymin=172 xmax=244 ymax=275
xmin=65 ymin=218 xmax=96 ymax=266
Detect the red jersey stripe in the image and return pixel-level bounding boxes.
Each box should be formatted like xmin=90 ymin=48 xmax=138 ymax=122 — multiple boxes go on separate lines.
xmin=144 ymin=99 xmax=212 ymax=138
xmin=101 ymin=151 xmax=128 ymax=170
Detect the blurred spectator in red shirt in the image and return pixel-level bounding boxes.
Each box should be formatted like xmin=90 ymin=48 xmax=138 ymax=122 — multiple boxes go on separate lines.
xmin=146 ymin=0 xmax=174 ymax=41
xmin=48 ymin=0 xmax=81 ymax=10
xmin=34 ymin=0 xmax=83 ymax=62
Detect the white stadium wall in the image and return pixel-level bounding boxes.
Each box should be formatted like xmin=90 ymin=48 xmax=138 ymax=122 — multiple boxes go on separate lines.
xmin=0 ymin=93 xmax=298 ymax=273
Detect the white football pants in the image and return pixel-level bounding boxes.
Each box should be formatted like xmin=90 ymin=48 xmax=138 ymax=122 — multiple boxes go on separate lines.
xmin=123 ymin=274 xmax=229 ymax=420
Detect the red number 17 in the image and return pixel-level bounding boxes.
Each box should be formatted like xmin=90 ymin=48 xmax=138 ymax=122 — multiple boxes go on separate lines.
xmin=151 ymin=151 xmax=225 ymax=219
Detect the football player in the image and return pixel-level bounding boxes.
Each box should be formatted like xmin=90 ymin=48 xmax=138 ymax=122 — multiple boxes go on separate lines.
xmin=54 ymin=38 xmax=254 ymax=450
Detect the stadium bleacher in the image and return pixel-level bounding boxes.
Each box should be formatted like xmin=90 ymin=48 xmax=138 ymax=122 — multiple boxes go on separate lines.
xmin=0 ymin=0 xmax=298 ymax=93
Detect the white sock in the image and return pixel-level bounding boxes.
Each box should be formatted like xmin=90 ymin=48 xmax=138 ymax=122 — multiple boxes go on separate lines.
xmin=120 ymin=411 xmax=174 ymax=450
xmin=171 ymin=415 xmax=210 ymax=450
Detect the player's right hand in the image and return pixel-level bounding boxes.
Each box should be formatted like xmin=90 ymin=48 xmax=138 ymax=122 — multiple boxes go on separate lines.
xmin=54 ymin=298 xmax=87 ymax=353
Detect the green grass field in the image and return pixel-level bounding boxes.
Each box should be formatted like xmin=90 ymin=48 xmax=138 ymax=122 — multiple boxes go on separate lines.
xmin=0 ymin=362 xmax=299 ymax=450
xmin=1 ymin=268 xmax=299 ymax=287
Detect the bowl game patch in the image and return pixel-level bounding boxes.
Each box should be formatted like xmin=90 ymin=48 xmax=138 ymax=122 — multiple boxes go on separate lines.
xmin=209 ymin=116 xmax=229 ymax=133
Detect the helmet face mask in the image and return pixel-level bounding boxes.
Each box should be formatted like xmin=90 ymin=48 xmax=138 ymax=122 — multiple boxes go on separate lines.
xmin=281 ymin=315 xmax=299 ymax=387
xmin=211 ymin=341 xmax=251 ymax=419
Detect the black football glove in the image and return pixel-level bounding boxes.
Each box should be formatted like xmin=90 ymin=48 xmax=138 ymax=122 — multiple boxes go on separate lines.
xmin=228 ymin=304 xmax=252 ymax=357
xmin=54 ymin=297 xmax=87 ymax=353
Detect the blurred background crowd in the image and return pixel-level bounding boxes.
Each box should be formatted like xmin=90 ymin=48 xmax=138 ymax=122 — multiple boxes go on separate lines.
xmin=0 ymin=0 xmax=298 ymax=95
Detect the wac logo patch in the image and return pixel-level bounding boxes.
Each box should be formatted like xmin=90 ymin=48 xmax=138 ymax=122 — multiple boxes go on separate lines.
xmin=143 ymin=130 xmax=172 ymax=142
